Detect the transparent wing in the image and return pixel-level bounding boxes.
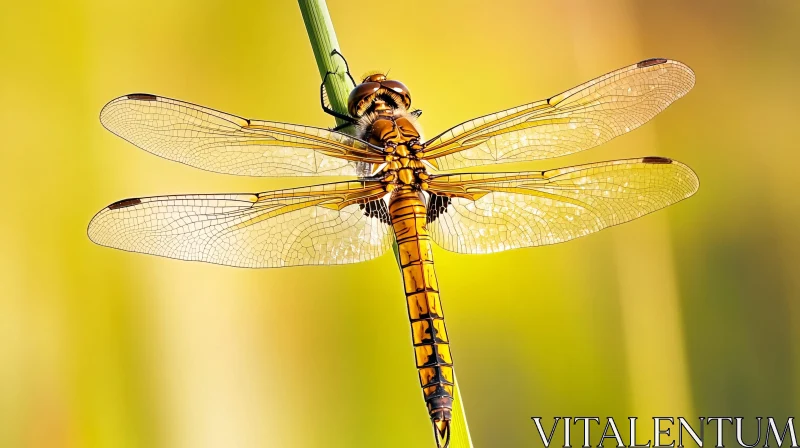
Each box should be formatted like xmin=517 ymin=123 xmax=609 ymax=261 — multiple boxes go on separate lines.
xmin=425 ymin=157 xmax=698 ymax=254
xmin=422 ymin=59 xmax=695 ymax=170
xmin=100 ymin=94 xmax=384 ymax=177
xmin=87 ymin=181 xmax=392 ymax=268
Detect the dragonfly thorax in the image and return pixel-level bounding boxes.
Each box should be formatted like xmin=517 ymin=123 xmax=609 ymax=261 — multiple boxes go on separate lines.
xmin=361 ymin=114 xmax=429 ymax=191
xmin=381 ymin=141 xmax=430 ymax=191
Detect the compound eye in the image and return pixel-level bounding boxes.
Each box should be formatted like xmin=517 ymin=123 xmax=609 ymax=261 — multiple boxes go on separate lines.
xmin=380 ymin=80 xmax=411 ymax=109
xmin=380 ymin=80 xmax=409 ymax=96
xmin=347 ymin=82 xmax=381 ymax=117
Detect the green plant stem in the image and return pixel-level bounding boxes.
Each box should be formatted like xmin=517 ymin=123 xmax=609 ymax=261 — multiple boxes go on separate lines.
xmin=298 ymin=1 xmax=473 ymax=446
xmin=298 ymin=0 xmax=353 ymax=128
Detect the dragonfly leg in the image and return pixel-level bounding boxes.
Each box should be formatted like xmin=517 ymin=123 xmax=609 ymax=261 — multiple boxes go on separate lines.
xmin=330 ymin=49 xmax=357 ymax=86
xmin=320 ymin=70 xmax=358 ymax=124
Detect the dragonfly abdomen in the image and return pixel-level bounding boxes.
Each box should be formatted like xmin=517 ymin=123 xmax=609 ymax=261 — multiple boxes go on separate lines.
xmin=389 ymin=187 xmax=454 ymax=446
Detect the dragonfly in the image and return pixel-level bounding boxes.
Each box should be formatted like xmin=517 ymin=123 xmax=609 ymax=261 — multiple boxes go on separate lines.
xmin=88 ymin=55 xmax=698 ymax=448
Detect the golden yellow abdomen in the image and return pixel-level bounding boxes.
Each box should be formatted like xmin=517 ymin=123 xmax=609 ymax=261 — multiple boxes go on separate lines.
xmin=388 ymin=187 xmax=454 ymax=442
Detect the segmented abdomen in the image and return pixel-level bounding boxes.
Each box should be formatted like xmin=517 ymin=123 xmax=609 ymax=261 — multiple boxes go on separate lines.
xmin=389 ymin=188 xmax=454 ymax=425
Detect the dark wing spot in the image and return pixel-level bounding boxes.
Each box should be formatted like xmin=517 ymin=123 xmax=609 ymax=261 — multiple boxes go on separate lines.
xmin=426 ymin=194 xmax=451 ymax=224
xmin=637 ymin=58 xmax=668 ymax=68
xmin=642 ymin=156 xmax=673 ymax=164
xmin=108 ymin=198 xmax=142 ymax=210
xmin=359 ymin=199 xmax=391 ymax=225
xmin=126 ymin=94 xmax=158 ymax=101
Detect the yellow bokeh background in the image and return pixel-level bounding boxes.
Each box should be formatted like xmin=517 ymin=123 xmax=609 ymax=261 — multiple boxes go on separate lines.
xmin=2 ymin=1 xmax=798 ymax=447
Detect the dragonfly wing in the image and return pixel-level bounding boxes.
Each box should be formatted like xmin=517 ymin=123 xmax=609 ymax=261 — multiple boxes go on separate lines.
xmin=422 ymin=59 xmax=694 ymax=170
xmin=100 ymin=94 xmax=384 ymax=177
xmin=88 ymin=181 xmax=392 ymax=267
xmin=425 ymin=157 xmax=698 ymax=254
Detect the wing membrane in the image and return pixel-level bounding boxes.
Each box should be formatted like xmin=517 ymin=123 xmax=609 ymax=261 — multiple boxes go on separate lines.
xmin=422 ymin=59 xmax=694 ymax=170
xmin=425 ymin=157 xmax=698 ymax=254
xmin=88 ymin=181 xmax=392 ymax=267
xmin=100 ymin=94 xmax=383 ymax=177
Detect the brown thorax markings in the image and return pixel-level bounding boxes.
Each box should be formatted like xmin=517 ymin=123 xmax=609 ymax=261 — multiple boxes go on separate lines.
xmin=345 ymin=72 xmax=432 ymax=193
xmin=365 ymin=115 xmax=431 ymax=192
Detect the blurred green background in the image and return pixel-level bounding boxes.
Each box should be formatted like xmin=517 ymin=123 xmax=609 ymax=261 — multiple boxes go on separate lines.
xmin=1 ymin=1 xmax=798 ymax=447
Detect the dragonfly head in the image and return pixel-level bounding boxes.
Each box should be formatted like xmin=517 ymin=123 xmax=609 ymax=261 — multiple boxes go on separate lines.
xmin=348 ymin=74 xmax=411 ymax=118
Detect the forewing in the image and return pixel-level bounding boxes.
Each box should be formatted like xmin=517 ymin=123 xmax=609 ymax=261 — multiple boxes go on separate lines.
xmin=422 ymin=59 xmax=694 ymax=170
xmin=100 ymin=94 xmax=383 ymax=177
xmin=425 ymin=157 xmax=698 ymax=254
xmin=88 ymin=181 xmax=392 ymax=268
